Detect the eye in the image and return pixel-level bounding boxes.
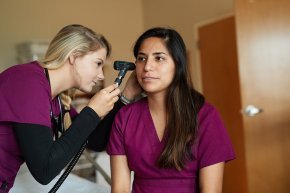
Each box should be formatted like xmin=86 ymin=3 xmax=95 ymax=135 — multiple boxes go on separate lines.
xmin=136 ymin=56 xmax=147 ymax=62
xmin=155 ymin=55 xmax=165 ymax=61
xmin=96 ymin=61 xmax=103 ymax=67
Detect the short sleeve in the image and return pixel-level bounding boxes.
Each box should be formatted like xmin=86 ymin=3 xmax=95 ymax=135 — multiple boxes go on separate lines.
xmin=69 ymin=106 xmax=78 ymax=118
xmin=0 ymin=63 xmax=51 ymax=127
xmin=197 ymin=103 xmax=236 ymax=169
xmin=106 ymin=109 xmax=126 ymax=155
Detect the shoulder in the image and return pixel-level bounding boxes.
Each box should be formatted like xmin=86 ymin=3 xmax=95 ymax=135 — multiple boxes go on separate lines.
xmin=110 ymin=98 xmax=149 ymax=142
xmin=1 ymin=61 xmax=46 ymax=87
xmin=198 ymin=102 xmax=220 ymax=121
xmin=0 ymin=61 xmax=50 ymax=103
xmin=0 ymin=62 xmax=51 ymax=125
xmin=197 ymin=102 xmax=232 ymax=146
xmin=197 ymin=102 xmax=226 ymax=133
xmin=18 ymin=61 xmax=45 ymax=81
xmin=118 ymin=97 xmax=147 ymax=115
xmin=0 ymin=61 xmax=50 ymax=100
xmin=196 ymin=102 xmax=236 ymax=166
xmin=113 ymin=97 xmax=148 ymax=127
xmin=1 ymin=61 xmax=43 ymax=76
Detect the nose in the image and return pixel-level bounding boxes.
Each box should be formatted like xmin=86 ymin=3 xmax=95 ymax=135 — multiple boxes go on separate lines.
xmin=144 ymin=59 xmax=153 ymax=72
xmin=97 ymin=68 xmax=105 ymax=80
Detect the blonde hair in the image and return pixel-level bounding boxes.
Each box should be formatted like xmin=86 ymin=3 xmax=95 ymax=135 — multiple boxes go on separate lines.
xmin=40 ymin=24 xmax=111 ymax=129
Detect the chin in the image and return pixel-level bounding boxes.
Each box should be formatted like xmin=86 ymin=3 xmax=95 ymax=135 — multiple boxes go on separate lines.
xmin=142 ymin=86 xmax=157 ymax=93
xmin=80 ymin=87 xmax=93 ymax=93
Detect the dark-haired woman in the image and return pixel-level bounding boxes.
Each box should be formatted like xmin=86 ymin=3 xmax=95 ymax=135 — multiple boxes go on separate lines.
xmin=107 ymin=27 xmax=235 ymax=193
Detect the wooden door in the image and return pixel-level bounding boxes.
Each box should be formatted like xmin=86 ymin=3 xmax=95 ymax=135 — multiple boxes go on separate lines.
xmin=235 ymin=0 xmax=290 ymax=193
xmin=197 ymin=16 xmax=248 ymax=193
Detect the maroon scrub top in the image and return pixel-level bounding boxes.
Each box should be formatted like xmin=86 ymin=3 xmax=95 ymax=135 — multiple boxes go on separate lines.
xmin=107 ymin=98 xmax=235 ymax=193
xmin=0 ymin=61 xmax=76 ymax=191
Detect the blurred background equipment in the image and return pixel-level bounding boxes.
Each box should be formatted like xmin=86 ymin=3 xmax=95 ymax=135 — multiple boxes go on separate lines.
xmin=16 ymin=40 xmax=49 ymax=63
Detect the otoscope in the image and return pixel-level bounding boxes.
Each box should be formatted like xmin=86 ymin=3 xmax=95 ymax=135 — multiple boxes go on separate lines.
xmin=48 ymin=61 xmax=135 ymax=193
xmin=114 ymin=61 xmax=136 ymax=86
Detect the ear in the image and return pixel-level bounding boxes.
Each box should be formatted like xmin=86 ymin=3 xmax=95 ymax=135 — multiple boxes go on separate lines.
xmin=68 ymin=54 xmax=76 ymax=65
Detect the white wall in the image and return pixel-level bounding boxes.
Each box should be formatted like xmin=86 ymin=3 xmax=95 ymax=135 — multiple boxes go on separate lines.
xmin=142 ymin=0 xmax=234 ymax=90
xmin=0 ymin=0 xmax=234 ymax=89
xmin=0 ymin=0 xmax=144 ymax=86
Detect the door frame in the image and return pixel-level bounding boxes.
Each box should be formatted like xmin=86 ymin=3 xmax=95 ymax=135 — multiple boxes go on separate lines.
xmin=194 ymin=12 xmax=234 ymax=93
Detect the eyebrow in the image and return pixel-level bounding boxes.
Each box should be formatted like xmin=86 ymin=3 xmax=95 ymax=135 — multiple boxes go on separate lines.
xmin=96 ymin=58 xmax=104 ymax=63
xmin=138 ymin=52 xmax=168 ymax=56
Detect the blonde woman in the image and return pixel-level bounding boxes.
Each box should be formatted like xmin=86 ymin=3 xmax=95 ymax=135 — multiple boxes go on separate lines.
xmin=0 ymin=24 xmax=140 ymax=192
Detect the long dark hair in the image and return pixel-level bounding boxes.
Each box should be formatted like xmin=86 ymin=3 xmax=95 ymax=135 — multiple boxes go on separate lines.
xmin=133 ymin=27 xmax=205 ymax=170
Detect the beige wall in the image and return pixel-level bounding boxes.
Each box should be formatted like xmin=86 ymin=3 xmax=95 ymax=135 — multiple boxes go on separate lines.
xmin=0 ymin=0 xmax=233 ymax=89
xmin=142 ymin=0 xmax=234 ymax=90
xmin=0 ymin=0 xmax=144 ymax=86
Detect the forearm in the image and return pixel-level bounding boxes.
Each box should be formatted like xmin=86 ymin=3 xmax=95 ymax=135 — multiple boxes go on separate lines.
xmin=13 ymin=107 xmax=100 ymax=184
xmin=110 ymin=156 xmax=131 ymax=193
xmin=111 ymin=188 xmax=131 ymax=193
xmin=199 ymin=162 xmax=224 ymax=193
xmin=87 ymin=100 xmax=124 ymax=151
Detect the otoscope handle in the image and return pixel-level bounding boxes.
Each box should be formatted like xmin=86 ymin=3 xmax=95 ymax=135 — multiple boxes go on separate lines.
xmin=114 ymin=69 xmax=127 ymax=86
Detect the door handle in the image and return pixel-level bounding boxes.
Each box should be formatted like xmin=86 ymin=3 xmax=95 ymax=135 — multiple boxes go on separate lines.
xmin=243 ymin=105 xmax=263 ymax=116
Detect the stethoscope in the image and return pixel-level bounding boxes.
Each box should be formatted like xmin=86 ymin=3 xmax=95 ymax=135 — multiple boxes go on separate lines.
xmin=50 ymin=95 xmax=65 ymax=139
xmin=45 ymin=68 xmax=82 ymax=193
xmin=46 ymin=61 xmax=135 ymax=193
xmin=45 ymin=68 xmax=64 ymax=138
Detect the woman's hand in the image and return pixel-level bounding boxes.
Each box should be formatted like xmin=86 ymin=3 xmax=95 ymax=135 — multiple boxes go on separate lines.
xmin=87 ymin=84 xmax=120 ymax=118
xmin=122 ymin=71 xmax=142 ymax=101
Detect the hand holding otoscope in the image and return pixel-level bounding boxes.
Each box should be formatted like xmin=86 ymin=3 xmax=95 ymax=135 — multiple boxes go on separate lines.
xmin=87 ymin=61 xmax=135 ymax=118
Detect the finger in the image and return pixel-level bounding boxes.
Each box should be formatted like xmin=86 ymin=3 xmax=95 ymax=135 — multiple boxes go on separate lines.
xmin=112 ymin=96 xmax=119 ymax=103
xmin=104 ymin=84 xmax=118 ymax=93
xmin=109 ymin=88 xmax=121 ymax=97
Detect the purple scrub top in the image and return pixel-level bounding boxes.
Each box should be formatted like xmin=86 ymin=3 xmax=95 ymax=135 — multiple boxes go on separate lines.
xmin=0 ymin=61 xmax=76 ymax=191
xmin=107 ymin=98 xmax=235 ymax=193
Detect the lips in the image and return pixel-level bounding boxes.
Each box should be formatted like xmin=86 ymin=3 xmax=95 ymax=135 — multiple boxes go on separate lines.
xmin=143 ymin=77 xmax=155 ymax=79
xmin=142 ymin=76 xmax=158 ymax=82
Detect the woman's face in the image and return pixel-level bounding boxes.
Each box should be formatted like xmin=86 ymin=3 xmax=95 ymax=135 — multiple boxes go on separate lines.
xmin=73 ymin=47 xmax=106 ymax=93
xmin=135 ymin=37 xmax=175 ymax=95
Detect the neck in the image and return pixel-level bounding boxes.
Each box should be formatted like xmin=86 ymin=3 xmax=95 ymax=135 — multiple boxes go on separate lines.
xmin=47 ymin=64 xmax=74 ymax=99
xmin=147 ymin=92 xmax=167 ymax=139
xmin=147 ymin=92 xmax=166 ymax=114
